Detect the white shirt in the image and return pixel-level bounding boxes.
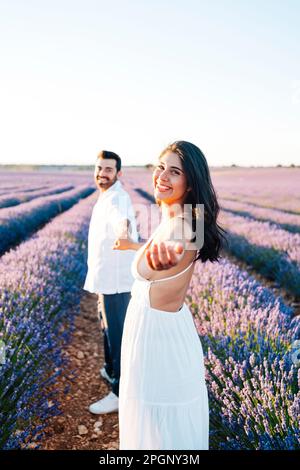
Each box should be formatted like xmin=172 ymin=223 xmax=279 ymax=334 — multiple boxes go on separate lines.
xmin=83 ymin=180 xmax=138 ymax=294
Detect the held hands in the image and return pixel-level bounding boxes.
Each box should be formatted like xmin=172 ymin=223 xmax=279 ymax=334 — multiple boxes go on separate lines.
xmin=145 ymin=241 xmax=184 ymax=271
xmin=113 ymin=236 xmax=134 ymax=250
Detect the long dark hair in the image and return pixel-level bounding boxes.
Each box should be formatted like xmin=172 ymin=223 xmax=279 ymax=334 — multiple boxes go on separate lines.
xmin=159 ymin=141 xmax=228 ymax=263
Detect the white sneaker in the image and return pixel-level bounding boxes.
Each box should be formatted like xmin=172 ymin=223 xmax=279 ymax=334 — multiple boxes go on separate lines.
xmin=100 ymin=367 xmax=114 ymax=384
xmin=89 ymin=392 xmax=119 ymax=414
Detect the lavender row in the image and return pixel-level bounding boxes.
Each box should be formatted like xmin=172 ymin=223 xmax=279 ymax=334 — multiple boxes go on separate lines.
xmin=219 ymin=211 xmax=300 ymax=297
xmin=212 ymin=167 xmax=300 ymax=215
xmin=187 ymin=258 xmax=300 ymax=449
xmin=220 ymin=198 xmax=300 ymax=234
xmin=220 ymin=195 xmax=300 ymax=216
xmin=0 ymin=192 xmax=97 ymax=449
xmin=0 ymin=184 xmax=74 ymax=209
xmin=0 ymin=185 xmax=51 ymax=196
xmin=0 ymin=185 xmax=95 ymax=256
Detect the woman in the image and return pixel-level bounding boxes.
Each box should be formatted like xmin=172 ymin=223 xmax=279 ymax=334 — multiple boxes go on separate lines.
xmin=113 ymin=141 xmax=227 ymax=450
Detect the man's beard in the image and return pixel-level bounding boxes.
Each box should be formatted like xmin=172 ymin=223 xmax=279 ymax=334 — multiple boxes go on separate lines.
xmin=96 ymin=174 xmax=118 ymax=189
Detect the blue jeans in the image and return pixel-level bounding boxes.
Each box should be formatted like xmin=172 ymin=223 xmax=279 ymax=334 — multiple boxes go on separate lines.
xmin=97 ymin=292 xmax=131 ymax=397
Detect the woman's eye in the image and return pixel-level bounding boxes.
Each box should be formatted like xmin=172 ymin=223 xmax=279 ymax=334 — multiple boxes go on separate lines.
xmin=155 ymin=165 xmax=179 ymax=175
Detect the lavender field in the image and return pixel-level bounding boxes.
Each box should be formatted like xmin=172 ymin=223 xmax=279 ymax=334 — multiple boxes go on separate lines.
xmin=0 ymin=167 xmax=299 ymax=449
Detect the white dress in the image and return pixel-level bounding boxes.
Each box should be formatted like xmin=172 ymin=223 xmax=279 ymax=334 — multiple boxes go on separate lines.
xmin=118 ymin=227 xmax=209 ymax=450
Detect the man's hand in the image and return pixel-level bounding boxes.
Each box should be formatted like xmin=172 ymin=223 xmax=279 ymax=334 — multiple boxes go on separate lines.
xmin=145 ymin=241 xmax=184 ymax=270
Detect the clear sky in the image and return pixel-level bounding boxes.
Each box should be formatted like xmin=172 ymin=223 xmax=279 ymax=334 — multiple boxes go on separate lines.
xmin=0 ymin=0 xmax=299 ymax=167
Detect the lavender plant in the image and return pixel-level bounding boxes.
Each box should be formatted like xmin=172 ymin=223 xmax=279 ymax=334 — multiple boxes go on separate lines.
xmin=0 ymin=193 xmax=97 ymax=449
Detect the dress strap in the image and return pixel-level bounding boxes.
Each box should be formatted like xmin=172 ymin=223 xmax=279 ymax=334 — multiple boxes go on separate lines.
xmin=149 ymin=256 xmax=197 ymax=285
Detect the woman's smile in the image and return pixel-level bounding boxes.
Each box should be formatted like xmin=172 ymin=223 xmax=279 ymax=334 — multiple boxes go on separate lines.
xmin=155 ymin=181 xmax=172 ymax=193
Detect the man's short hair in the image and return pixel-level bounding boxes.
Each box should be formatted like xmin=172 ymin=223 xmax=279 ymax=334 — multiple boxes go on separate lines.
xmin=97 ymin=151 xmax=121 ymax=172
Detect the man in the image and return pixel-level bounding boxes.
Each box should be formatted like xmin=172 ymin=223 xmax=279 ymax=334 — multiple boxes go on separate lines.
xmin=84 ymin=150 xmax=138 ymax=414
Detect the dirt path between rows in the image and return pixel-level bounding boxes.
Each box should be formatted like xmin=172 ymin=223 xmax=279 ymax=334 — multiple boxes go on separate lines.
xmin=40 ymin=292 xmax=119 ymax=450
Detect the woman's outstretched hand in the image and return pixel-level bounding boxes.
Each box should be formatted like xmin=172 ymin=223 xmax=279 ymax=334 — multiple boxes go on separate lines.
xmin=145 ymin=241 xmax=184 ymax=270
